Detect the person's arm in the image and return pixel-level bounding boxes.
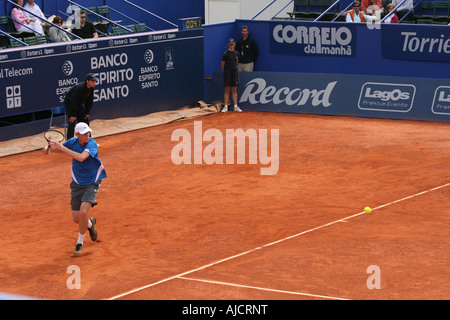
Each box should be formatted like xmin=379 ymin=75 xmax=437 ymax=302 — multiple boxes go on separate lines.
xmin=69 ymin=85 xmax=83 ymax=114
xmin=84 ymin=90 xmax=94 ymax=115
xmin=89 ymin=22 xmax=98 ymax=38
xmin=49 ymin=27 xmax=60 ymax=42
xmin=64 ymin=86 xmax=78 ymax=122
xmin=365 ymin=14 xmax=377 ymax=22
xmin=12 ymin=8 xmax=29 ymax=25
xmin=346 ymin=12 xmax=353 ymax=22
xmin=50 ymin=141 xmax=90 ymax=162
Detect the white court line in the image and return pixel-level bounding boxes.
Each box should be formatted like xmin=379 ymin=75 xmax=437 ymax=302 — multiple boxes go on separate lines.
xmin=107 ymin=182 xmax=450 ymax=300
xmin=178 ymin=276 xmax=349 ymax=300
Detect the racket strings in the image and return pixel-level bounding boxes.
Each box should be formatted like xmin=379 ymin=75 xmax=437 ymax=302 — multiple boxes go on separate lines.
xmin=45 ymin=131 xmax=65 ymax=142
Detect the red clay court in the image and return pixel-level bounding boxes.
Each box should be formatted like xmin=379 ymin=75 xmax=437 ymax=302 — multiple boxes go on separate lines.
xmin=0 ymin=111 xmax=449 ymax=300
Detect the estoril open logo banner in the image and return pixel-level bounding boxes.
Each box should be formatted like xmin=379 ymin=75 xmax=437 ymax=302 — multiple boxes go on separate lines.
xmin=270 ymin=21 xmax=356 ymax=57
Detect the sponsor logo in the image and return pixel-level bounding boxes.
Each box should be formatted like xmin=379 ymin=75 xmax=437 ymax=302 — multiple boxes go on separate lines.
xmin=239 ymin=78 xmax=336 ymax=107
xmin=144 ymin=49 xmax=154 ymax=64
xmin=165 ymin=47 xmax=174 ymax=70
xmin=358 ymin=82 xmax=415 ymax=112
xmin=272 ymin=24 xmax=354 ymax=56
xmin=401 ymin=32 xmax=450 ymax=54
xmin=62 ymin=61 xmax=74 ymax=76
xmin=431 ymin=86 xmax=450 ymax=115
xmin=6 ymin=85 xmax=21 ymax=109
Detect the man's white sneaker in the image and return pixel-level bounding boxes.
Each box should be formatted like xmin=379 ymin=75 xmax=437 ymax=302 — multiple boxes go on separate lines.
xmin=233 ymin=106 xmax=242 ymax=112
xmin=221 ymin=105 xmax=228 ymax=113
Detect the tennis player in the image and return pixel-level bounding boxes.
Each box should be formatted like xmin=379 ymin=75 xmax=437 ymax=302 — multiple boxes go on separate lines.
xmin=43 ymin=122 xmax=106 ymax=255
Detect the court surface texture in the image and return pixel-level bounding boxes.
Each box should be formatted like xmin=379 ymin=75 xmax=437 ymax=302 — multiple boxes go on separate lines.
xmin=0 ymin=111 xmax=449 ymax=300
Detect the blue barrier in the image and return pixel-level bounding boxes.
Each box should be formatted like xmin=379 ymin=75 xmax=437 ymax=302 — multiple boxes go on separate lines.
xmin=0 ymin=28 xmax=204 ymax=141
xmin=203 ymin=20 xmax=450 ymax=82
xmin=206 ymin=70 xmax=450 ymax=123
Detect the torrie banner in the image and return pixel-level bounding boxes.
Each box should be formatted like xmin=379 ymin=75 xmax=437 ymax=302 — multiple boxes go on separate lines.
xmin=382 ymin=24 xmax=450 ymax=63
xmin=206 ymin=71 xmax=450 ymax=123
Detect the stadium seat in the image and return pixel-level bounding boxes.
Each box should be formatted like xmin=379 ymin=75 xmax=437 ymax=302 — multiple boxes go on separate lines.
xmin=0 ymin=15 xmax=32 ymax=38
xmin=309 ymin=0 xmax=324 ymax=15
xmin=287 ymin=0 xmax=309 ymax=19
xmin=22 ymin=36 xmax=37 ymax=46
xmin=85 ymin=7 xmax=98 ymax=24
xmin=35 ymin=35 xmax=48 ymax=44
xmin=415 ymin=1 xmax=450 ymax=24
xmin=415 ymin=1 xmax=436 ymax=20
xmin=0 ymin=17 xmax=9 ymax=47
xmin=22 ymin=35 xmax=48 ymax=46
xmin=97 ymin=6 xmax=123 ymax=34
xmin=112 ymin=25 xmax=135 ymax=36
xmin=9 ymin=39 xmax=24 ymax=47
xmin=320 ymin=0 xmax=338 ymax=21
xmin=0 ymin=16 xmax=9 ymax=30
xmin=416 ymin=18 xmax=434 ymax=24
xmin=134 ymin=23 xmax=147 ymax=33
xmin=432 ymin=1 xmax=450 ymax=23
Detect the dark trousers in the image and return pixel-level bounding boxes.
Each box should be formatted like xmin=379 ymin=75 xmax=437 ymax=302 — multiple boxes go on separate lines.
xmin=67 ymin=115 xmax=90 ymax=139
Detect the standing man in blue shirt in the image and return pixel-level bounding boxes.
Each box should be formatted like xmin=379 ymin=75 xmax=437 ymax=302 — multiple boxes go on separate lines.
xmin=43 ymin=122 xmax=106 ymax=255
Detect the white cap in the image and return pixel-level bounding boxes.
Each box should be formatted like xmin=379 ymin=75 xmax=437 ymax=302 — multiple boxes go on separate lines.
xmin=75 ymin=122 xmax=92 ymax=135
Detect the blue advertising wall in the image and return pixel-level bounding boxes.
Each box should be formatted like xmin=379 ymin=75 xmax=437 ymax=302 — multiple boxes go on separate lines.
xmin=0 ymin=29 xmax=204 ymax=140
xmin=203 ymin=19 xmax=450 ymax=123
xmin=206 ymin=71 xmax=450 ymax=122
xmin=204 ymin=19 xmax=450 ymax=79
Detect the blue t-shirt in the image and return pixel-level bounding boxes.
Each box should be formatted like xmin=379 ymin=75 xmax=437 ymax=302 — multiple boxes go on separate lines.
xmin=63 ymin=137 xmax=107 ymax=185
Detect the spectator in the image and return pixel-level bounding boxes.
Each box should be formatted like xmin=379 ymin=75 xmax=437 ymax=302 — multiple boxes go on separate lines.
xmin=362 ymin=0 xmax=383 ymax=14
xmin=391 ymin=0 xmax=414 ymax=21
xmin=221 ymin=38 xmax=242 ymax=113
xmin=236 ymin=25 xmax=258 ymax=72
xmin=383 ymin=3 xmax=399 ymax=23
xmin=49 ymin=16 xmax=71 ymax=42
xmin=11 ymin=0 xmax=33 ymax=33
xmin=72 ymin=10 xmax=98 ymax=39
xmin=23 ymin=0 xmax=45 ymax=35
xmin=346 ymin=1 xmax=377 ymax=22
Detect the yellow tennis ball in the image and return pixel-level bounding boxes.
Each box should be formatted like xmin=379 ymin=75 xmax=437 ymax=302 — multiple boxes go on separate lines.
xmin=364 ymin=207 xmax=372 ymax=214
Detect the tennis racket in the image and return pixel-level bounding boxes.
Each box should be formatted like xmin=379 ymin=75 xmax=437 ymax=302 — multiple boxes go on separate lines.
xmin=44 ymin=129 xmax=65 ymax=152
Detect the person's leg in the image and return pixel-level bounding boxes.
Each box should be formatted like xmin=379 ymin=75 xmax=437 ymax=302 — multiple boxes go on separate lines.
xmin=241 ymin=62 xmax=254 ymax=72
xmin=67 ymin=118 xmax=75 ymax=139
xmin=77 ymin=202 xmax=91 ymax=236
xmin=231 ymin=86 xmax=238 ymax=106
xmin=224 ymin=87 xmax=231 ymax=105
xmin=71 ymin=182 xmax=97 ymax=254
xmin=222 ymin=87 xmax=231 ymax=112
xmin=72 ymin=202 xmax=93 ymax=254
xmin=231 ymin=86 xmax=242 ymax=112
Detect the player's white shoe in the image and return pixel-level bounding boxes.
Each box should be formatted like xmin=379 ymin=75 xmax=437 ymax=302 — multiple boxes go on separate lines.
xmin=233 ymin=106 xmax=242 ymax=112
xmin=221 ymin=106 xmax=228 ymax=113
